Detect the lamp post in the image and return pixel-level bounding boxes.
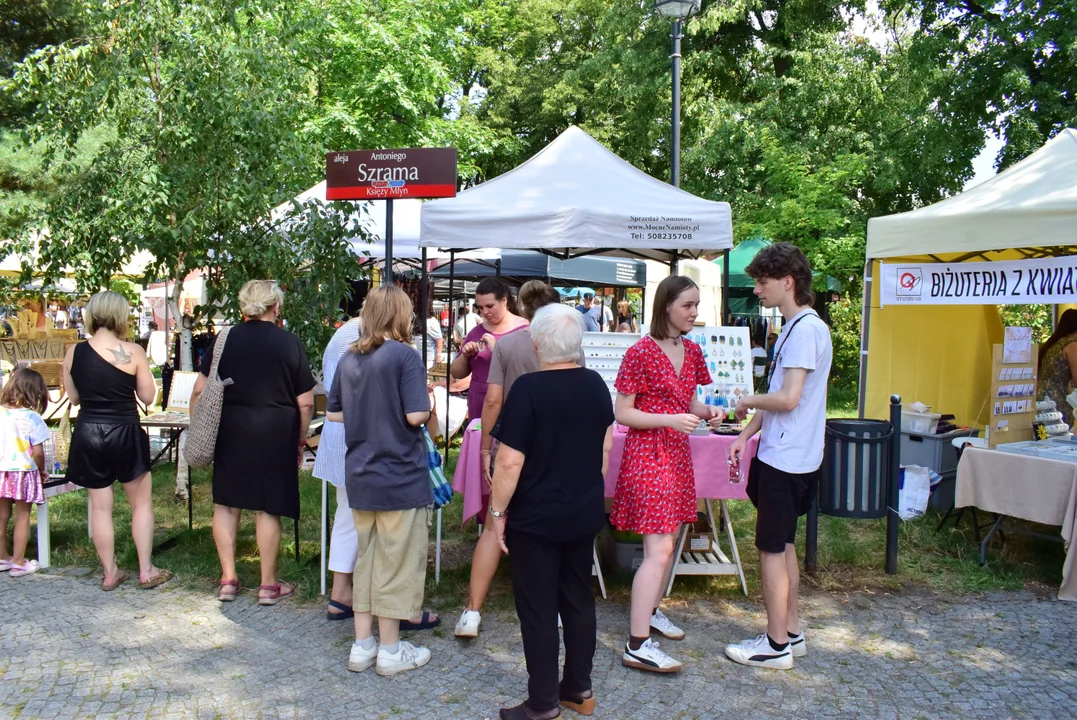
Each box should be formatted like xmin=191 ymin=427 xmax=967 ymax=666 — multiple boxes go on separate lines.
xmin=654 ymin=0 xmax=700 ymax=188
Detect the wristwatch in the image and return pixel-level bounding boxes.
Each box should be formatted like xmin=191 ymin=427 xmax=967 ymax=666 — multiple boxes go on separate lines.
xmin=490 ymin=508 xmax=507 ymax=518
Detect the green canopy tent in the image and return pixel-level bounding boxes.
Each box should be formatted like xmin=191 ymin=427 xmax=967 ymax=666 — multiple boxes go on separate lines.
xmin=713 ymin=237 xmax=841 ymax=316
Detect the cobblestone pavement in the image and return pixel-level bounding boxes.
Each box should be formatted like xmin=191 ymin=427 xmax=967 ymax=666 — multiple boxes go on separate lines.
xmin=2 ymin=570 xmax=1075 ymax=719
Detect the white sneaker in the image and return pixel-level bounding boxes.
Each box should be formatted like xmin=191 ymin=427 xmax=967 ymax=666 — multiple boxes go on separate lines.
xmin=788 ymin=631 xmax=806 ymax=658
xmin=376 ymin=641 xmax=431 ymax=676
xmin=454 ymin=609 xmax=481 ymax=638
xmin=622 ymin=638 xmax=683 ymax=673
xmin=724 ymin=634 xmax=794 ymax=670
xmin=347 ymin=640 xmax=378 ymax=673
xmin=649 ymin=608 xmax=685 ymax=640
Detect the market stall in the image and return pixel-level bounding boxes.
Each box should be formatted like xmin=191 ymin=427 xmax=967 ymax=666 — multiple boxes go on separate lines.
xmin=863 ymin=129 xmax=1077 ymax=598
xmin=421 ymin=124 xmax=740 ymax=590
xmin=859 ymin=128 xmax=1077 ymax=425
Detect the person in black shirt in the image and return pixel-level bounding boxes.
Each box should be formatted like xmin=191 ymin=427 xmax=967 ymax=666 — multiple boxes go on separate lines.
xmin=489 ymin=303 xmax=614 ymax=720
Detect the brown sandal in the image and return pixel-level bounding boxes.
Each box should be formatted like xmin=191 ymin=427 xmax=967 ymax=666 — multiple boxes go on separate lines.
xmin=217 ymin=578 xmax=240 ymax=602
xmin=559 ymin=691 xmax=596 ymax=716
xmin=139 ymin=569 xmax=174 ymax=590
xmin=101 ymin=570 xmax=128 ymax=592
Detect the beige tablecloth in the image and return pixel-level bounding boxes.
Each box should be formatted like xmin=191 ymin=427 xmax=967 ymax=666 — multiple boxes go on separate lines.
xmin=956 ymin=447 xmax=1077 ymax=601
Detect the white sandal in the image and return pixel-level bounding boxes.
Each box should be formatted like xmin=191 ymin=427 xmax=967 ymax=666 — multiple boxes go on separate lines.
xmin=9 ymin=560 xmax=39 ymax=578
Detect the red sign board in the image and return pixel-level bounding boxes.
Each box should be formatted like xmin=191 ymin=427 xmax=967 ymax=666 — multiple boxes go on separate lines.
xmin=325 ymin=148 xmax=458 ymax=200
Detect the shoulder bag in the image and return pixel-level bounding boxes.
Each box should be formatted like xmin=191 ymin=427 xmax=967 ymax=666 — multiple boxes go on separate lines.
xmin=185 ymin=326 xmax=233 ymax=468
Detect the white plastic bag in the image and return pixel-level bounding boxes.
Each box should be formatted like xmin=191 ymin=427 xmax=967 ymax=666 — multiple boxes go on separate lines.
xmin=898 ymin=465 xmax=932 ymax=520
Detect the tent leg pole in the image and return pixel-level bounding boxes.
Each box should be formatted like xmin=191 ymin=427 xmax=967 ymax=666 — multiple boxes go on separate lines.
xmin=721 ymin=248 xmax=730 ymax=326
xmin=320 ymin=480 xmax=327 ymax=596
xmin=445 ymin=252 xmax=455 ymax=467
xmin=421 ymin=248 xmax=429 ymax=369
xmin=857 ymin=260 xmax=872 ymax=419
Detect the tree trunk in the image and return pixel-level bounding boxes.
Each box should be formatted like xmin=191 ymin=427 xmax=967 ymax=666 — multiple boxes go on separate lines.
xmin=175 ymin=429 xmax=189 ymax=500
xmin=168 ymin=278 xmax=193 ymax=371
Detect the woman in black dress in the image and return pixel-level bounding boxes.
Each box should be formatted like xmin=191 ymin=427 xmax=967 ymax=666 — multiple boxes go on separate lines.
xmin=192 ymin=280 xmax=316 ymax=605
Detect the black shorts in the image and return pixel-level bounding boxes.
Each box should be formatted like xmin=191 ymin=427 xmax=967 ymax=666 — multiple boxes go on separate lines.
xmin=746 ymin=457 xmax=819 ymax=553
xmin=67 ymin=422 xmax=151 ymax=490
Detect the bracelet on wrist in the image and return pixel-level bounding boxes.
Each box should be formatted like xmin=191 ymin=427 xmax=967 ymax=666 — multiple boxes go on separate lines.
xmin=480 ymin=449 xmax=492 ymax=456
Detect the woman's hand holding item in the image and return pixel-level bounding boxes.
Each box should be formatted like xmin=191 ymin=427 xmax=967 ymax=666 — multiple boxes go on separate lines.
xmin=667 ymin=413 xmax=702 ymax=434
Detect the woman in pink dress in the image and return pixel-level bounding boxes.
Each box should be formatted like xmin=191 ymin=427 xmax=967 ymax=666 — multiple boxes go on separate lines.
xmin=449 ymin=277 xmax=529 ymax=638
xmin=612 ymin=275 xmax=723 ymax=674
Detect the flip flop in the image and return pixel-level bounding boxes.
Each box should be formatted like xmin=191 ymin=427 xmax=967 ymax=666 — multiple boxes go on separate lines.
xmin=218 ymin=578 xmax=240 ymax=602
xmin=327 ymin=599 xmax=354 ymax=621
xmin=257 ymin=580 xmax=295 ymax=606
xmin=101 ymin=570 xmax=129 ymax=592
xmin=399 ymin=611 xmax=441 ymax=631
xmin=139 ymin=568 xmax=174 ymax=590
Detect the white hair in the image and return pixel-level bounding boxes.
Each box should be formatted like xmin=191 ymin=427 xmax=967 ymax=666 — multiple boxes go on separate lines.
xmin=530 ymin=303 xmax=585 ymax=364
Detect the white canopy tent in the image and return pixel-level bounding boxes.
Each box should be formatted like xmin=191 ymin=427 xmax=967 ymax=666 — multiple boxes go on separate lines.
xmin=419 ymin=126 xmax=733 ymax=262
xmin=859 ymin=128 xmax=1077 ymax=423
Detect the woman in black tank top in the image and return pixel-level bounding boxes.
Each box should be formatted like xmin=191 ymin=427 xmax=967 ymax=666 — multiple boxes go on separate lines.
xmin=63 ymin=291 xmax=171 ymax=591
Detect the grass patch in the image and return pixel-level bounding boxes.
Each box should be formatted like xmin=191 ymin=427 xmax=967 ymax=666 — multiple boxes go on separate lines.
xmin=34 ymin=436 xmax=1064 ymax=606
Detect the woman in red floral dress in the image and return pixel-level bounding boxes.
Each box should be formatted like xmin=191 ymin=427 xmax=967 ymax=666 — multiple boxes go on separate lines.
xmin=612 ymin=275 xmax=723 ymax=674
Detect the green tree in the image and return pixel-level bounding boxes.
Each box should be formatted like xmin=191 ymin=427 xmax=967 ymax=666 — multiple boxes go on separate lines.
xmin=8 ymin=0 xmax=359 ymax=367
xmin=898 ymin=0 xmax=1077 ymax=171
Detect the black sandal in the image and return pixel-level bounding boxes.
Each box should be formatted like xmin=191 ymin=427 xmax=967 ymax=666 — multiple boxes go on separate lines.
xmin=559 ymin=690 xmax=595 ymax=716
xmin=326 ymin=599 xmax=354 ymax=621
xmin=400 ymin=610 xmax=441 ymax=631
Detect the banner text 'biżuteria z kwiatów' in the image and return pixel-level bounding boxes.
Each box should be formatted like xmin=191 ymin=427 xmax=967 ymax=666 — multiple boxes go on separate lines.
xmin=879 ymin=256 xmax=1077 ymax=307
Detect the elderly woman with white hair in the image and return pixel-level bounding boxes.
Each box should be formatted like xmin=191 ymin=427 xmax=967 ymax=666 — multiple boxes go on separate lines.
xmin=488 ymin=304 xmax=614 ymax=720
xmin=192 ymin=280 xmax=316 ymax=605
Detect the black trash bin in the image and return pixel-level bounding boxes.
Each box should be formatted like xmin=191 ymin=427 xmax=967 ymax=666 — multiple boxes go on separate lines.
xmin=819 ymin=418 xmax=894 ymax=519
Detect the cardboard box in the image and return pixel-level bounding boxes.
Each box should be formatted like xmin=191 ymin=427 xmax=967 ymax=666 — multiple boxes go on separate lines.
xmin=685 ymin=513 xmax=712 ymax=554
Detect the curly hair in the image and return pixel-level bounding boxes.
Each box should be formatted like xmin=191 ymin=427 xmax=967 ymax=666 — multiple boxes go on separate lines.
xmin=744 ymin=242 xmax=815 ymax=307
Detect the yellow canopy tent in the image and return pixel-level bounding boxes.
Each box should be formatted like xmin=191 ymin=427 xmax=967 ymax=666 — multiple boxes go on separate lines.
xmin=859 ymin=129 xmax=1077 ymax=426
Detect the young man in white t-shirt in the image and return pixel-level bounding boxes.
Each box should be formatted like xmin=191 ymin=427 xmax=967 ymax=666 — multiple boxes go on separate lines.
xmin=725 ymin=242 xmax=832 ymax=670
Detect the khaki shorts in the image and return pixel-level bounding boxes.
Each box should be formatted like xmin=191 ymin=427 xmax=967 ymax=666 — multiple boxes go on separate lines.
xmin=351 ymin=506 xmax=431 ymax=619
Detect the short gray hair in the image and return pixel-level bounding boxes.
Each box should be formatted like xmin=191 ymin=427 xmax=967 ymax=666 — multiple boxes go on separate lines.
xmin=530 ymin=303 xmax=585 ymax=364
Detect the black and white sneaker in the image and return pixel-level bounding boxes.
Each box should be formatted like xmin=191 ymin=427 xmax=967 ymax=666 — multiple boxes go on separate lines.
xmin=788 ymin=631 xmax=806 ymax=658
xmin=622 ymin=638 xmax=683 ymax=673
xmin=724 ymin=634 xmax=793 ymax=670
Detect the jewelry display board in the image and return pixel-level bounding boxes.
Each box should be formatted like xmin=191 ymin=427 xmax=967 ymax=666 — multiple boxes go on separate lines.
xmin=684 ymin=326 xmax=754 ymax=407
xmin=988 ymin=341 xmax=1039 ymax=449
xmin=581 ymin=332 xmax=640 ymax=400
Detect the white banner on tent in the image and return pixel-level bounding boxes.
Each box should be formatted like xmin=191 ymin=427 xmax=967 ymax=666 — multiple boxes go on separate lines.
xmin=879 ymin=255 xmax=1077 ymax=306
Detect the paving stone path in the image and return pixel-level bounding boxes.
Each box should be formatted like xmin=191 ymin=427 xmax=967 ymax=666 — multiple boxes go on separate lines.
xmin=2 ymin=570 xmax=1074 ymax=719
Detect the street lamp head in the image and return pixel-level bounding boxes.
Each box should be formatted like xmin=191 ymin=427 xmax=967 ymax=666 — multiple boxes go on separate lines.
xmin=654 ymin=0 xmax=701 ymax=19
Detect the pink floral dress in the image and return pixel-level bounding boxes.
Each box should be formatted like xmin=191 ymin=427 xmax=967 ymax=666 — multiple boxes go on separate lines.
xmin=610 ymin=336 xmax=712 ymax=535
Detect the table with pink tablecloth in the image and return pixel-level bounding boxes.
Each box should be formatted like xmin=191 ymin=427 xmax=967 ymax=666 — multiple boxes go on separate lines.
xmin=452 ymin=420 xmax=759 ymax=524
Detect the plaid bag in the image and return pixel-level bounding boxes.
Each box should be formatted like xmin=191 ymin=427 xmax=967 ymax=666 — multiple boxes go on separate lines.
xmin=424 ymin=427 xmax=453 ymax=509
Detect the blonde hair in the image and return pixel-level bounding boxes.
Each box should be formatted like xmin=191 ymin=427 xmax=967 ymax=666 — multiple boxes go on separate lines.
xmin=84 ymin=291 xmax=131 ymax=336
xmin=239 ymin=280 xmax=285 ymax=318
xmin=355 ymin=285 xmax=413 ymax=354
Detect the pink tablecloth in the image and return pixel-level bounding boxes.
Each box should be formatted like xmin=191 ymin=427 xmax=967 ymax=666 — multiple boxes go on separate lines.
xmin=452 ymin=420 xmax=758 ymax=524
